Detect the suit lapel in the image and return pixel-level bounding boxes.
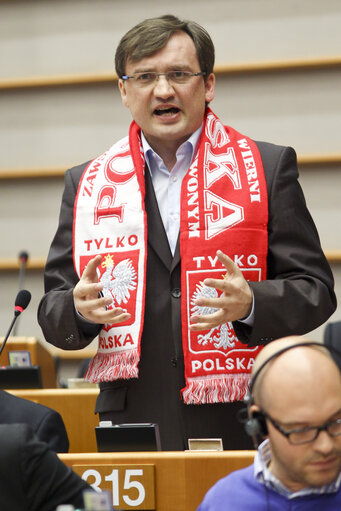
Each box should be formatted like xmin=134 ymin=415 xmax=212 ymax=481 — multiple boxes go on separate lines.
xmin=171 ymin=235 xmax=181 ymax=271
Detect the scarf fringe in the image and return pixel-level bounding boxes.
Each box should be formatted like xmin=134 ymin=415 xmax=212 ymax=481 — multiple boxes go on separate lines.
xmin=85 ymin=350 xmax=139 ymax=383
xmin=182 ymin=374 xmax=251 ymax=405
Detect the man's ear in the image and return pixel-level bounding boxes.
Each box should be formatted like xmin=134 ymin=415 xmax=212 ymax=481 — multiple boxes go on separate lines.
xmin=118 ymin=79 xmax=129 ymax=108
xmin=204 ymin=73 xmax=215 ymax=104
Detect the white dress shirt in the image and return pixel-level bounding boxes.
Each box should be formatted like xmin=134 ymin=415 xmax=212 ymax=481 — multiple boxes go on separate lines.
xmin=142 ymin=127 xmax=202 ymax=255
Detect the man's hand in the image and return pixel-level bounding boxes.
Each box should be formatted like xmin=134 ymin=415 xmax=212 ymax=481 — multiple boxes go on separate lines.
xmin=189 ymin=250 xmax=253 ymax=331
xmin=73 ymin=255 xmax=131 ymax=325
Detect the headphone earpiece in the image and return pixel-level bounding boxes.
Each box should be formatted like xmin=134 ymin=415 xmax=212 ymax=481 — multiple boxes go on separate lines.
xmin=239 ymin=393 xmax=268 ymax=447
xmin=244 ymin=410 xmax=268 ymax=439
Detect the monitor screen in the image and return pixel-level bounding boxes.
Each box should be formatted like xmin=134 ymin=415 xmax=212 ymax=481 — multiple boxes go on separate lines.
xmin=95 ymin=422 xmax=162 ymax=452
xmin=0 ymin=366 xmax=42 ymax=389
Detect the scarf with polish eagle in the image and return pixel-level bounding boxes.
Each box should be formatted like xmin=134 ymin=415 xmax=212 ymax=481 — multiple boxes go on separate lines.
xmin=73 ymin=108 xmax=268 ymax=404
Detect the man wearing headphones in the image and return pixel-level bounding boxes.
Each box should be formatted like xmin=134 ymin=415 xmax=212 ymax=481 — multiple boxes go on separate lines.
xmin=197 ymin=336 xmax=341 ymax=510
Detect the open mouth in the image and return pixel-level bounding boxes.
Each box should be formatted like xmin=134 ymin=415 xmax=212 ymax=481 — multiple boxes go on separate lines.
xmin=154 ymin=107 xmax=180 ymax=116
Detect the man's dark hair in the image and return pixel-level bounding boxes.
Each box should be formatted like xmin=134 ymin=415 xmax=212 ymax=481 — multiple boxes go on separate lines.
xmin=115 ymin=14 xmax=215 ymax=79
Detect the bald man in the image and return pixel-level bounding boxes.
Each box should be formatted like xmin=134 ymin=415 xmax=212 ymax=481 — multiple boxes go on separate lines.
xmin=197 ymin=336 xmax=341 ymax=510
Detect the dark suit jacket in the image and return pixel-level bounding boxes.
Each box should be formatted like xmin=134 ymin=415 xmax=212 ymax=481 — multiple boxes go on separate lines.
xmin=0 ymin=390 xmax=69 ymax=453
xmin=38 ymin=141 xmax=336 ymax=450
xmin=0 ymin=423 xmax=89 ymax=511
xmin=324 ymin=321 xmax=341 ymax=370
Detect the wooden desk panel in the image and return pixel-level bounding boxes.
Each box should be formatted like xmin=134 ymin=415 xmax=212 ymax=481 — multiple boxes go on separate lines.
xmin=59 ymin=451 xmax=255 ymax=511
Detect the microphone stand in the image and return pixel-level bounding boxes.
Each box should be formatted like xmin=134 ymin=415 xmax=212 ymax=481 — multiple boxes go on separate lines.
xmin=0 ymin=316 xmax=18 ymax=357
xmin=13 ymin=251 xmax=29 ymax=336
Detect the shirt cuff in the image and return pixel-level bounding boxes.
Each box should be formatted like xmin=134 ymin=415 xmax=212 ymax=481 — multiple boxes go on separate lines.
xmin=237 ymin=292 xmax=255 ymax=327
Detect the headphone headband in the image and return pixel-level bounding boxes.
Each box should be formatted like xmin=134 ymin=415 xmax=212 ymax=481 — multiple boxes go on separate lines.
xmin=249 ymin=341 xmax=328 ymax=396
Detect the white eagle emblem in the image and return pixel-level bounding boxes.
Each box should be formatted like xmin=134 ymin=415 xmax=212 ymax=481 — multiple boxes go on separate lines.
xmin=191 ymin=281 xmax=237 ymax=350
xmin=99 ymin=254 xmax=137 ymax=306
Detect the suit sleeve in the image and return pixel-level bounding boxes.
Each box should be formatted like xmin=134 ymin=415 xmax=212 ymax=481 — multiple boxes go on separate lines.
xmin=38 ymin=163 xmax=102 ymax=350
xmin=36 ymin=409 xmax=70 ymax=453
xmin=20 ymin=425 xmax=91 ymax=511
xmin=233 ymin=144 xmax=336 ymax=346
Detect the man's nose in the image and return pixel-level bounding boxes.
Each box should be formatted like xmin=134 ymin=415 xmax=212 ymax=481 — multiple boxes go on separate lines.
xmin=153 ymin=75 xmax=175 ymax=97
xmin=313 ymin=429 xmax=335 ymax=455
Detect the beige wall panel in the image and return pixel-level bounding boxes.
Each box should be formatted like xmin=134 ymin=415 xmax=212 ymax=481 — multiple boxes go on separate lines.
xmin=1 ymin=68 xmax=340 ymax=168
xmin=298 ymin=166 xmax=341 ymax=251
xmin=1 ymin=0 xmax=341 ymax=78
xmin=0 ymin=178 xmax=64 ymax=258
xmin=212 ymin=68 xmax=341 ymax=154
xmin=0 ymin=84 xmax=130 ymax=168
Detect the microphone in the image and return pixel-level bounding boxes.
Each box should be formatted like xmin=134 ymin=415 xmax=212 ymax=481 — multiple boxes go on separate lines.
xmin=18 ymin=250 xmax=29 ymax=290
xmin=19 ymin=251 xmax=29 ymax=263
xmin=0 ymin=290 xmax=31 ymax=357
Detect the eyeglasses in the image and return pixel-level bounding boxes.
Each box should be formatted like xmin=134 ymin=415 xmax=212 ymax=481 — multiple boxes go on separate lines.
xmin=262 ymin=410 xmax=341 ymax=445
xmin=121 ymin=70 xmax=206 ymax=86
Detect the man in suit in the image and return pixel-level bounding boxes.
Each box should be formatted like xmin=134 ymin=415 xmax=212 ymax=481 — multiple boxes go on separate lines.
xmin=38 ymin=15 xmax=336 ymax=450
xmin=0 ymin=390 xmax=69 ymax=453
xmin=198 ymin=337 xmax=341 ymax=510
xmin=0 ymin=423 xmax=90 ymax=511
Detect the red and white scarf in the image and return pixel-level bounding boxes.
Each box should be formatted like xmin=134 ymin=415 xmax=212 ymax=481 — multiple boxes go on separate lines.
xmin=73 ymin=108 xmax=268 ymax=404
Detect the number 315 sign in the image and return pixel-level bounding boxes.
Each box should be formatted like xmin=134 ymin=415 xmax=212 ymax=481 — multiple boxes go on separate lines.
xmin=73 ymin=464 xmax=155 ymax=510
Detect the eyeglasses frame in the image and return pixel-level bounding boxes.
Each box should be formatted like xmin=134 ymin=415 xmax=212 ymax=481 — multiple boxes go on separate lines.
xmin=120 ymin=70 xmax=206 ymax=85
xmin=261 ymin=409 xmax=341 ymax=445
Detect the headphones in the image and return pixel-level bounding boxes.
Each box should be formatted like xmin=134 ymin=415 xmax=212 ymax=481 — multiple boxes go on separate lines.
xmin=239 ymin=341 xmax=341 ymax=448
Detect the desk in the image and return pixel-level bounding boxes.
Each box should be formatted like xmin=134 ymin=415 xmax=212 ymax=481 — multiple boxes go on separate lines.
xmin=60 ymin=450 xmax=255 ymax=511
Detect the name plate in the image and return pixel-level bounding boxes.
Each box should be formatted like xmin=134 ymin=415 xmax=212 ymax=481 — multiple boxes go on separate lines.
xmin=8 ymin=350 xmax=31 ymax=367
xmin=73 ymin=464 xmax=155 ymax=510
